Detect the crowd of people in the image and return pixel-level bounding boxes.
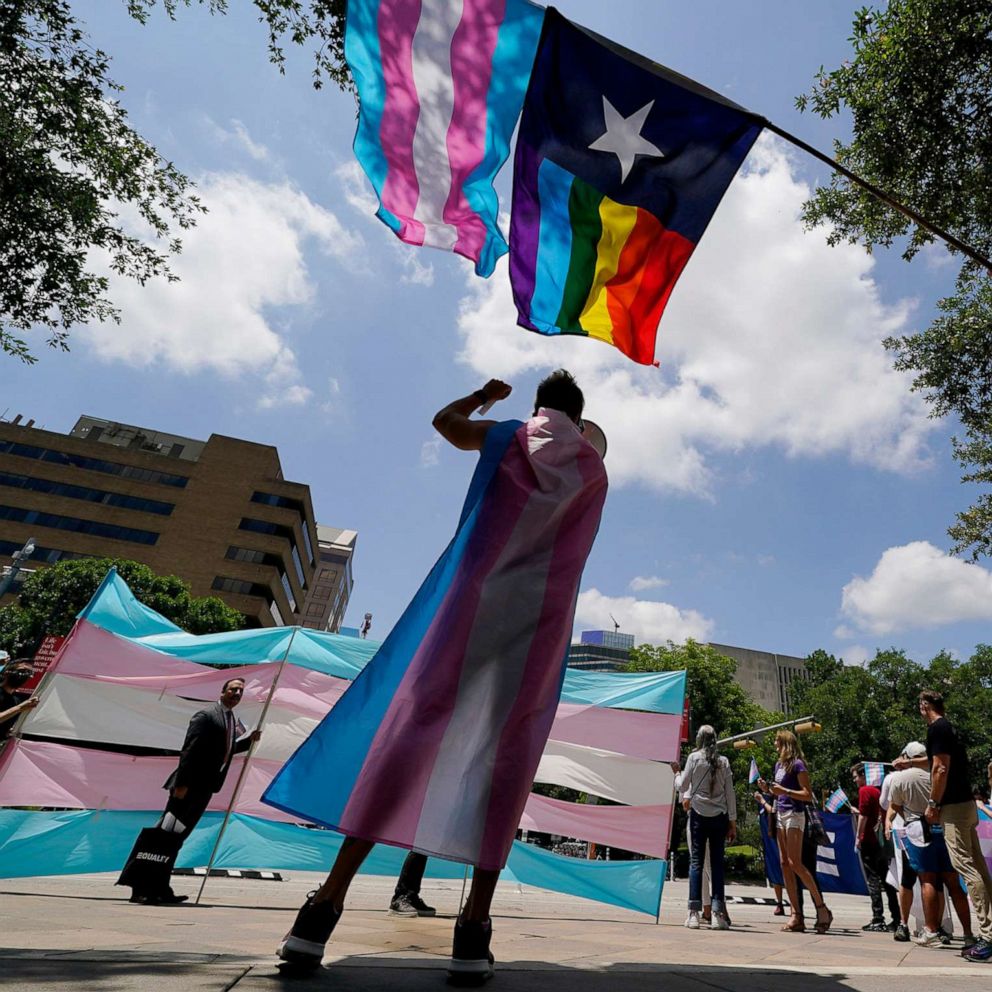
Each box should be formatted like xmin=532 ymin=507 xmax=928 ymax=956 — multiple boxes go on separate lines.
xmin=673 ymin=690 xmax=992 ymax=962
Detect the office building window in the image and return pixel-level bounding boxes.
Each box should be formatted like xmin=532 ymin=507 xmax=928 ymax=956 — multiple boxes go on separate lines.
xmin=238 ymin=518 xmax=307 ymax=588
xmin=0 ymin=504 xmax=158 ymax=545
xmin=280 ymin=571 xmax=296 ymax=612
xmin=0 ymin=470 xmax=174 ymax=515
xmin=212 ymin=576 xmax=271 ymax=598
xmin=250 ymin=492 xmax=314 ymax=563
xmin=0 ymin=541 xmax=91 ymax=565
xmin=0 ymin=440 xmax=188 ymax=487
xmin=269 ymin=599 xmax=284 ymax=626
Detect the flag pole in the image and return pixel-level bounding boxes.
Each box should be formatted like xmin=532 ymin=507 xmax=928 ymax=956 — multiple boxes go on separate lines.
xmin=762 ymin=120 xmax=992 ymax=274
xmin=194 ymin=625 xmax=299 ymax=906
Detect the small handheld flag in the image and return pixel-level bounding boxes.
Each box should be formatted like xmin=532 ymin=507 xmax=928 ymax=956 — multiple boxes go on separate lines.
xmin=863 ymin=762 xmax=886 ymax=787
xmin=748 ymin=757 xmax=760 ymax=785
xmin=825 ymin=787 xmax=850 ymax=813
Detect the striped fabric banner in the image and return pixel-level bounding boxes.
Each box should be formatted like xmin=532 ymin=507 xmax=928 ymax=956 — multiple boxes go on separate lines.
xmin=346 ymin=0 xmax=544 ymax=276
xmin=6 ymin=570 xmax=684 ymax=875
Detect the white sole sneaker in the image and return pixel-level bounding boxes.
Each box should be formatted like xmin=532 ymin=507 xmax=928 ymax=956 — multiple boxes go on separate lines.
xmin=685 ymin=913 xmax=700 ymax=929
xmin=447 ymin=956 xmax=495 ymax=986
xmin=276 ymin=935 xmax=325 ymax=968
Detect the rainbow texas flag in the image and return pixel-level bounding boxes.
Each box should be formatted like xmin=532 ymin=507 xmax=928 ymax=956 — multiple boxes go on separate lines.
xmin=509 ymin=10 xmax=763 ymax=364
xmin=345 ymin=0 xmax=544 ymax=278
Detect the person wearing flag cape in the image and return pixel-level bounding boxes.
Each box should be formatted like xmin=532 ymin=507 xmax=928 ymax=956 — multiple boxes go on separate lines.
xmin=264 ymin=370 xmax=608 ymax=982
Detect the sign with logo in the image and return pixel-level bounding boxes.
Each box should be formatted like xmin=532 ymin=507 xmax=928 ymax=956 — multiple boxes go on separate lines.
xmin=25 ymin=635 xmax=66 ymax=692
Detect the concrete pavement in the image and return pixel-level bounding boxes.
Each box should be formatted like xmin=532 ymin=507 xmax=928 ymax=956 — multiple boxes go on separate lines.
xmin=1 ymin=872 xmax=987 ymax=991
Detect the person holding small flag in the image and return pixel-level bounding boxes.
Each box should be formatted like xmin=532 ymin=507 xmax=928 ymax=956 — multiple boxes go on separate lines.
xmin=758 ymin=730 xmax=832 ymax=933
xmin=852 ymin=763 xmax=900 ymax=932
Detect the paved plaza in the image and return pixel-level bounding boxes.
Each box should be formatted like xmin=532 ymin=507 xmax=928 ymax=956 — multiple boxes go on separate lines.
xmin=1 ymin=871 xmax=987 ymax=991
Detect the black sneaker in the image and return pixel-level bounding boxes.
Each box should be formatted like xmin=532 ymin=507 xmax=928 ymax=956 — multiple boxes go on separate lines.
xmin=887 ymin=921 xmax=900 ymax=932
xmin=862 ymin=921 xmax=888 ymax=933
xmin=389 ymin=893 xmax=437 ymax=917
xmin=936 ymin=926 xmax=952 ymax=945
xmin=277 ymin=890 xmax=341 ymax=970
xmin=448 ymin=918 xmax=495 ymax=987
xmin=893 ymin=923 xmax=910 ymax=942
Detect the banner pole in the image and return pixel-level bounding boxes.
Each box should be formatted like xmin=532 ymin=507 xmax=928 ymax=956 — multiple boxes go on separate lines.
xmin=716 ymin=715 xmax=816 ymax=747
xmin=194 ymin=625 xmax=299 ymax=906
xmin=762 ymin=120 xmax=992 ymax=274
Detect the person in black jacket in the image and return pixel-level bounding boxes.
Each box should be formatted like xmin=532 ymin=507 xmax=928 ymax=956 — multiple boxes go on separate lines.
xmin=127 ymin=677 xmax=261 ymax=905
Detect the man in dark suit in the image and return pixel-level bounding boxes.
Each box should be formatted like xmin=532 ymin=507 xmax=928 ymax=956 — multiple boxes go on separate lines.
xmin=125 ymin=677 xmax=261 ymax=905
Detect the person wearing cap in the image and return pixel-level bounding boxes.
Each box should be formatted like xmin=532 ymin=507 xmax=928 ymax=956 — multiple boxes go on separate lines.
xmin=0 ymin=658 xmax=40 ymax=741
xmin=895 ymin=690 xmax=992 ymax=961
xmin=888 ymin=741 xmax=974 ymax=947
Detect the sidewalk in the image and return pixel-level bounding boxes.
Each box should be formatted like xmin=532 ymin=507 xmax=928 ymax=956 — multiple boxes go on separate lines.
xmin=1 ymin=872 xmax=986 ymax=991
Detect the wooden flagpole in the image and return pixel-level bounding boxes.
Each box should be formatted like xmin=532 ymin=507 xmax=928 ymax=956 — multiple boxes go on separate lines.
xmin=763 ymin=120 xmax=992 ymax=274
xmin=194 ymin=625 xmax=299 ymax=906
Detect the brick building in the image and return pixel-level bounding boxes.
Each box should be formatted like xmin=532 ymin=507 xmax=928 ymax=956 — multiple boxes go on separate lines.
xmin=0 ymin=414 xmax=326 ymax=628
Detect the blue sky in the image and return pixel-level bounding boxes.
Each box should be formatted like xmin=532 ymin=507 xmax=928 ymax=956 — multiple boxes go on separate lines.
xmin=4 ymin=0 xmax=990 ymax=666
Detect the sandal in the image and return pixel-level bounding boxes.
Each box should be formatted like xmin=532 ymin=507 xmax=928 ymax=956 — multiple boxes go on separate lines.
xmin=813 ymin=905 xmax=833 ymax=934
xmin=781 ymin=916 xmax=806 ymax=932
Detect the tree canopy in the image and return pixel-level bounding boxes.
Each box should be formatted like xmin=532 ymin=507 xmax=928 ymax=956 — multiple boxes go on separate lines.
xmin=790 ymin=645 xmax=992 ymax=794
xmin=796 ymin=0 xmax=992 ymax=559
xmin=1 ymin=0 xmax=348 ymax=363
xmin=0 ymin=557 xmax=244 ymax=656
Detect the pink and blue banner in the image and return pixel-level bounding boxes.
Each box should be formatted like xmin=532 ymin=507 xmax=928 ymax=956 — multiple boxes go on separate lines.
xmin=346 ymin=0 xmax=544 ymax=276
xmin=1 ymin=565 xmax=685 ymax=914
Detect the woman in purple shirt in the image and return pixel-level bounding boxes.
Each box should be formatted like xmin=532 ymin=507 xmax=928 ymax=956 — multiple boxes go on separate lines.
xmin=758 ymin=730 xmax=832 ymax=933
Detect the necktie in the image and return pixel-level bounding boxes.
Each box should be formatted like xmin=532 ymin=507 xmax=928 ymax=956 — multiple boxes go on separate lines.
xmin=223 ymin=708 xmax=234 ymax=767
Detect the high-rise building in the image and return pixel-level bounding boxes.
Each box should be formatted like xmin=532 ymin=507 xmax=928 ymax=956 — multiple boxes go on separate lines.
xmin=0 ymin=414 xmax=327 ymax=628
xmin=300 ymin=526 xmax=357 ymax=633
xmin=566 ymin=629 xmax=635 ymax=671
xmin=707 ymin=642 xmax=809 ymax=714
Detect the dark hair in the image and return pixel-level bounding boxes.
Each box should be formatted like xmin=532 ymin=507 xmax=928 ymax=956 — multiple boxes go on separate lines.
xmin=533 ymin=369 xmax=584 ymax=422
xmin=222 ymin=677 xmax=246 ymax=692
xmin=919 ymin=689 xmax=945 ymax=714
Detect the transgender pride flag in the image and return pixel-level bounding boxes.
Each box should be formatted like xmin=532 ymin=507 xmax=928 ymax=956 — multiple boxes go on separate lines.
xmin=346 ymin=0 xmax=544 ymax=276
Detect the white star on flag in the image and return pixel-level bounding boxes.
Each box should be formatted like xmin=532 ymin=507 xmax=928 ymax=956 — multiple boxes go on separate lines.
xmin=588 ymin=97 xmax=665 ymax=183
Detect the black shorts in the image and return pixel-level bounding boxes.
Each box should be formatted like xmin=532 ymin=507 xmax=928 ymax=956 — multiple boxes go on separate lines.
xmin=900 ymin=850 xmax=918 ymax=890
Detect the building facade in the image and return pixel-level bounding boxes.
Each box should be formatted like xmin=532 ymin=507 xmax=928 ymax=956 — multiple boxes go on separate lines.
xmin=0 ymin=414 xmax=324 ymax=628
xmin=708 ymin=642 xmax=809 ymax=714
xmin=566 ymin=629 xmax=635 ymax=671
xmin=300 ymin=526 xmax=357 ymax=633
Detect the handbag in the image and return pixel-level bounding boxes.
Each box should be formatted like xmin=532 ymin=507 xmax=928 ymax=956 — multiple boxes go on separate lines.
xmin=116 ymin=826 xmax=183 ymax=893
xmin=804 ymin=799 xmax=831 ymax=848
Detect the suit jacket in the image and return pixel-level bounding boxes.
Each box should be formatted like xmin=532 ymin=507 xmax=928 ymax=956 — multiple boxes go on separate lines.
xmin=163 ymin=702 xmax=250 ymax=795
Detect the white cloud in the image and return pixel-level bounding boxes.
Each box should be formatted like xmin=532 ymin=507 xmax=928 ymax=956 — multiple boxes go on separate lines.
xmin=420 ymin=437 xmax=442 ymax=468
xmin=206 ymin=118 xmax=271 ymax=162
xmin=319 ymin=377 xmax=343 ymax=415
xmin=840 ymin=541 xmax=992 ymax=634
xmin=575 ymin=588 xmax=714 ymax=645
xmin=629 ymin=575 xmax=669 ymax=592
xmin=334 ymin=160 xmax=434 ymax=286
xmin=841 ymin=644 xmax=871 ymax=667
xmin=455 ymin=135 xmax=935 ymax=495
xmin=84 ymin=173 xmax=364 ymax=407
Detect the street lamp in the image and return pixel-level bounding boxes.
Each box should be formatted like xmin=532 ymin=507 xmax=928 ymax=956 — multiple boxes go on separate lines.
xmin=0 ymin=536 xmax=37 ymax=598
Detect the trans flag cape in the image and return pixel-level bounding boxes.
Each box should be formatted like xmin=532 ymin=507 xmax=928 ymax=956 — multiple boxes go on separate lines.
xmin=509 ymin=9 xmax=763 ymax=364
xmin=264 ymin=410 xmax=608 ymax=870
xmin=346 ymin=0 xmax=544 ymax=277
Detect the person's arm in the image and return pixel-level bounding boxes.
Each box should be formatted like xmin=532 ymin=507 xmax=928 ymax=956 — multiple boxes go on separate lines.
xmin=0 ymin=696 xmax=38 ymax=724
xmin=926 ymin=753 xmax=949 ymax=823
xmin=769 ymin=765 xmax=813 ymax=804
xmin=885 ymin=802 xmax=898 ymax=840
xmin=233 ymin=728 xmax=263 ymax=755
xmin=893 ymin=755 xmax=929 ymax=771
xmin=432 ymin=379 xmax=512 ymax=451
xmin=172 ymin=710 xmax=210 ymax=796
